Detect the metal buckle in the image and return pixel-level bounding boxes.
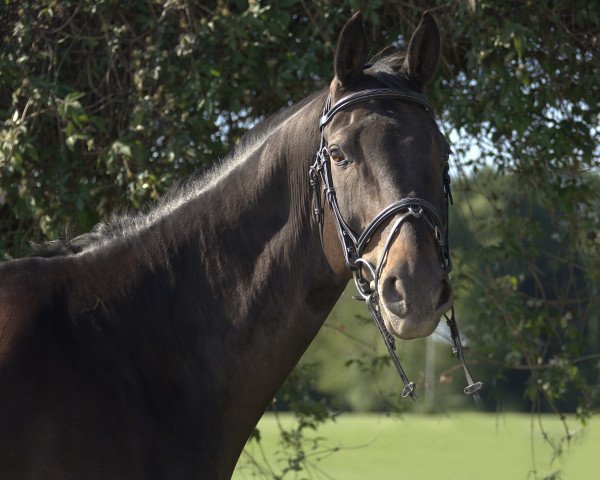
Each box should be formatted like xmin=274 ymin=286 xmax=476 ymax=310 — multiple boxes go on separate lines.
xmin=464 ymin=382 xmax=483 ymax=396
xmin=402 ymin=381 xmax=416 ymax=398
xmin=408 ymin=205 xmax=423 ymax=218
xmin=433 ymin=226 xmax=443 ymax=244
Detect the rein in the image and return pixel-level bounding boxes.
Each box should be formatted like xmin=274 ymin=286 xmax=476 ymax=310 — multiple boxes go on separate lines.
xmin=309 ymin=88 xmax=483 ymax=406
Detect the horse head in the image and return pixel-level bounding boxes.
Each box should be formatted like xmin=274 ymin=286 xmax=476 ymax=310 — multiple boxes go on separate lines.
xmin=317 ymin=12 xmax=452 ymax=340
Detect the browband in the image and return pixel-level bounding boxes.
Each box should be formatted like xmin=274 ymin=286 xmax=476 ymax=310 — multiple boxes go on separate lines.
xmin=320 ymin=88 xmax=433 ymax=129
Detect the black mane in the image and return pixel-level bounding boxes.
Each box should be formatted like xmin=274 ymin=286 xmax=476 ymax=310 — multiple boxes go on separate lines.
xmin=30 ymin=51 xmax=414 ymax=259
xmin=30 ymin=91 xmax=325 ymax=258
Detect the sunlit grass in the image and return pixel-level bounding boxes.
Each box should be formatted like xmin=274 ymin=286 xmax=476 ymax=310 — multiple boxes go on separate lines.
xmin=233 ymin=412 xmax=598 ymax=480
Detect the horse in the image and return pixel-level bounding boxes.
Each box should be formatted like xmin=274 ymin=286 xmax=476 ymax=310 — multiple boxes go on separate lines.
xmin=0 ymin=11 xmax=452 ymax=479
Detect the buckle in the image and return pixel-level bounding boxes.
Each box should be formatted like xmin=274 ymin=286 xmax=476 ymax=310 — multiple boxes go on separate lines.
xmin=433 ymin=226 xmax=443 ymax=244
xmin=402 ymin=381 xmax=416 ymax=398
xmin=408 ymin=205 xmax=424 ymax=218
xmin=464 ymin=382 xmax=483 ymax=396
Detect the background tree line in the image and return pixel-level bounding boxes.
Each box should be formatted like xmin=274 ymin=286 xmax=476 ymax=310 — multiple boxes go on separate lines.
xmin=1 ymin=0 xmax=599 ymax=473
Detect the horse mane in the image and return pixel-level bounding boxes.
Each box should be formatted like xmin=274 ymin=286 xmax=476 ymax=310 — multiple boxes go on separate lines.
xmin=30 ymin=49 xmax=414 ymax=259
xmin=29 ymin=90 xmax=324 ymax=258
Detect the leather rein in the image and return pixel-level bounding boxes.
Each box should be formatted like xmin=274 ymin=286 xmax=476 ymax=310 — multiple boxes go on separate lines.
xmin=309 ymin=88 xmax=483 ymax=406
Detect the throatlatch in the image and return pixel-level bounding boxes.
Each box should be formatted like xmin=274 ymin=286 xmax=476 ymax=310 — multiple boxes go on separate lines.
xmin=309 ymin=88 xmax=483 ymax=406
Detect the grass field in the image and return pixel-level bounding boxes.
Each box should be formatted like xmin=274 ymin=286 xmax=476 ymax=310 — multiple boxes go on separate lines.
xmin=233 ymin=413 xmax=598 ymax=480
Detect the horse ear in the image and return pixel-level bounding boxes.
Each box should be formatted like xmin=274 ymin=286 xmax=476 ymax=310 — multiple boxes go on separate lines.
xmin=402 ymin=11 xmax=440 ymax=89
xmin=334 ymin=12 xmax=368 ymax=86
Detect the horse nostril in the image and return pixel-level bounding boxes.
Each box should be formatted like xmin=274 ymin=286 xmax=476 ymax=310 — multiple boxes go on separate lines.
xmin=382 ymin=276 xmax=402 ymax=302
xmin=381 ymin=275 xmax=409 ymax=317
xmin=437 ymin=277 xmax=453 ymax=310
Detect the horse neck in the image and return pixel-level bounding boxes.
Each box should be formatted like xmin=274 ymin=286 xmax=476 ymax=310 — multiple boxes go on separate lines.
xmin=173 ymin=91 xmax=346 ymax=470
xmin=70 ymin=91 xmax=346 ymax=472
xmin=192 ymin=91 xmax=346 ymax=358
xmin=195 ymin=97 xmax=334 ymax=295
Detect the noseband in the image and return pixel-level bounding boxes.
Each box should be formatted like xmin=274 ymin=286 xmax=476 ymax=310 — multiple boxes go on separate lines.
xmin=309 ymin=88 xmax=482 ymax=406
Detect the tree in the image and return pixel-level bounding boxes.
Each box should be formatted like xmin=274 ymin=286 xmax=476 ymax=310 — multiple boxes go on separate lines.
xmin=1 ymin=1 xmax=599 ymax=477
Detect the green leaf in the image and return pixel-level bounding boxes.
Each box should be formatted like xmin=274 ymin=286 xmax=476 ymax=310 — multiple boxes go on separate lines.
xmin=513 ymin=35 xmax=523 ymax=60
xmin=110 ymin=140 xmax=132 ymax=158
xmin=65 ymin=133 xmax=89 ymax=150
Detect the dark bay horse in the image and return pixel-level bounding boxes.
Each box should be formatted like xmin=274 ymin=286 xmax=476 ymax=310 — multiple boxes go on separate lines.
xmin=0 ymin=12 xmax=451 ymax=479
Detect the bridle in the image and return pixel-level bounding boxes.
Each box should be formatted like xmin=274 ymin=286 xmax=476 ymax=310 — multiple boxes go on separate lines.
xmin=309 ymin=87 xmax=482 ymax=406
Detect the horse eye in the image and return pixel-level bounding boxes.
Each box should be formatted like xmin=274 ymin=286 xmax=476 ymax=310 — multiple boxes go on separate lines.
xmin=329 ymin=147 xmax=348 ymax=166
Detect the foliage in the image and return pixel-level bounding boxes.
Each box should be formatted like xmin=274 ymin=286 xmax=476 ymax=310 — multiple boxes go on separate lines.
xmin=436 ymin=1 xmax=600 ymax=430
xmin=1 ymin=0 xmax=599 ymax=478
xmin=0 ymin=0 xmax=349 ymax=257
xmin=451 ymin=170 xmax=600 ymax=411
xmin=436 ymin=0 xmax=600 ymax=432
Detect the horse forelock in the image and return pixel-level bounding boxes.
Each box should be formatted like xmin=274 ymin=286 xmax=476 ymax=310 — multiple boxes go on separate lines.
xmin=363 ymin=51 xmax=420 ymax=91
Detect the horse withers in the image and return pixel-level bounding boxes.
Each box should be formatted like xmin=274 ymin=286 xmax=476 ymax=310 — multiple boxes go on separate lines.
xmin=0 ymin=11 xmax=450 ymax=479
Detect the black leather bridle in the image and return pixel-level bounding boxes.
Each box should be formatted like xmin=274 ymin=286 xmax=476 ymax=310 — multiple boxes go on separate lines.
xmin=309 ymin=88 xmax=482 ymax=406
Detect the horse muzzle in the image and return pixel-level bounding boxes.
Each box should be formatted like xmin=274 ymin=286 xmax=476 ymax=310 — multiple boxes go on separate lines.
xmin=378 ymin=263 xmax=453 ymax=339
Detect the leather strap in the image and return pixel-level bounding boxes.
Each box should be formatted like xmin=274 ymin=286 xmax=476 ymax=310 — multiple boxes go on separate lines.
xmin=320 ymin=88 xmax=433 ymax=128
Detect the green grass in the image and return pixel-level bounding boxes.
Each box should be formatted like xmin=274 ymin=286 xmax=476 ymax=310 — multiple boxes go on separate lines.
xmin=233 ymin=412 xmax=598 ymax=480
